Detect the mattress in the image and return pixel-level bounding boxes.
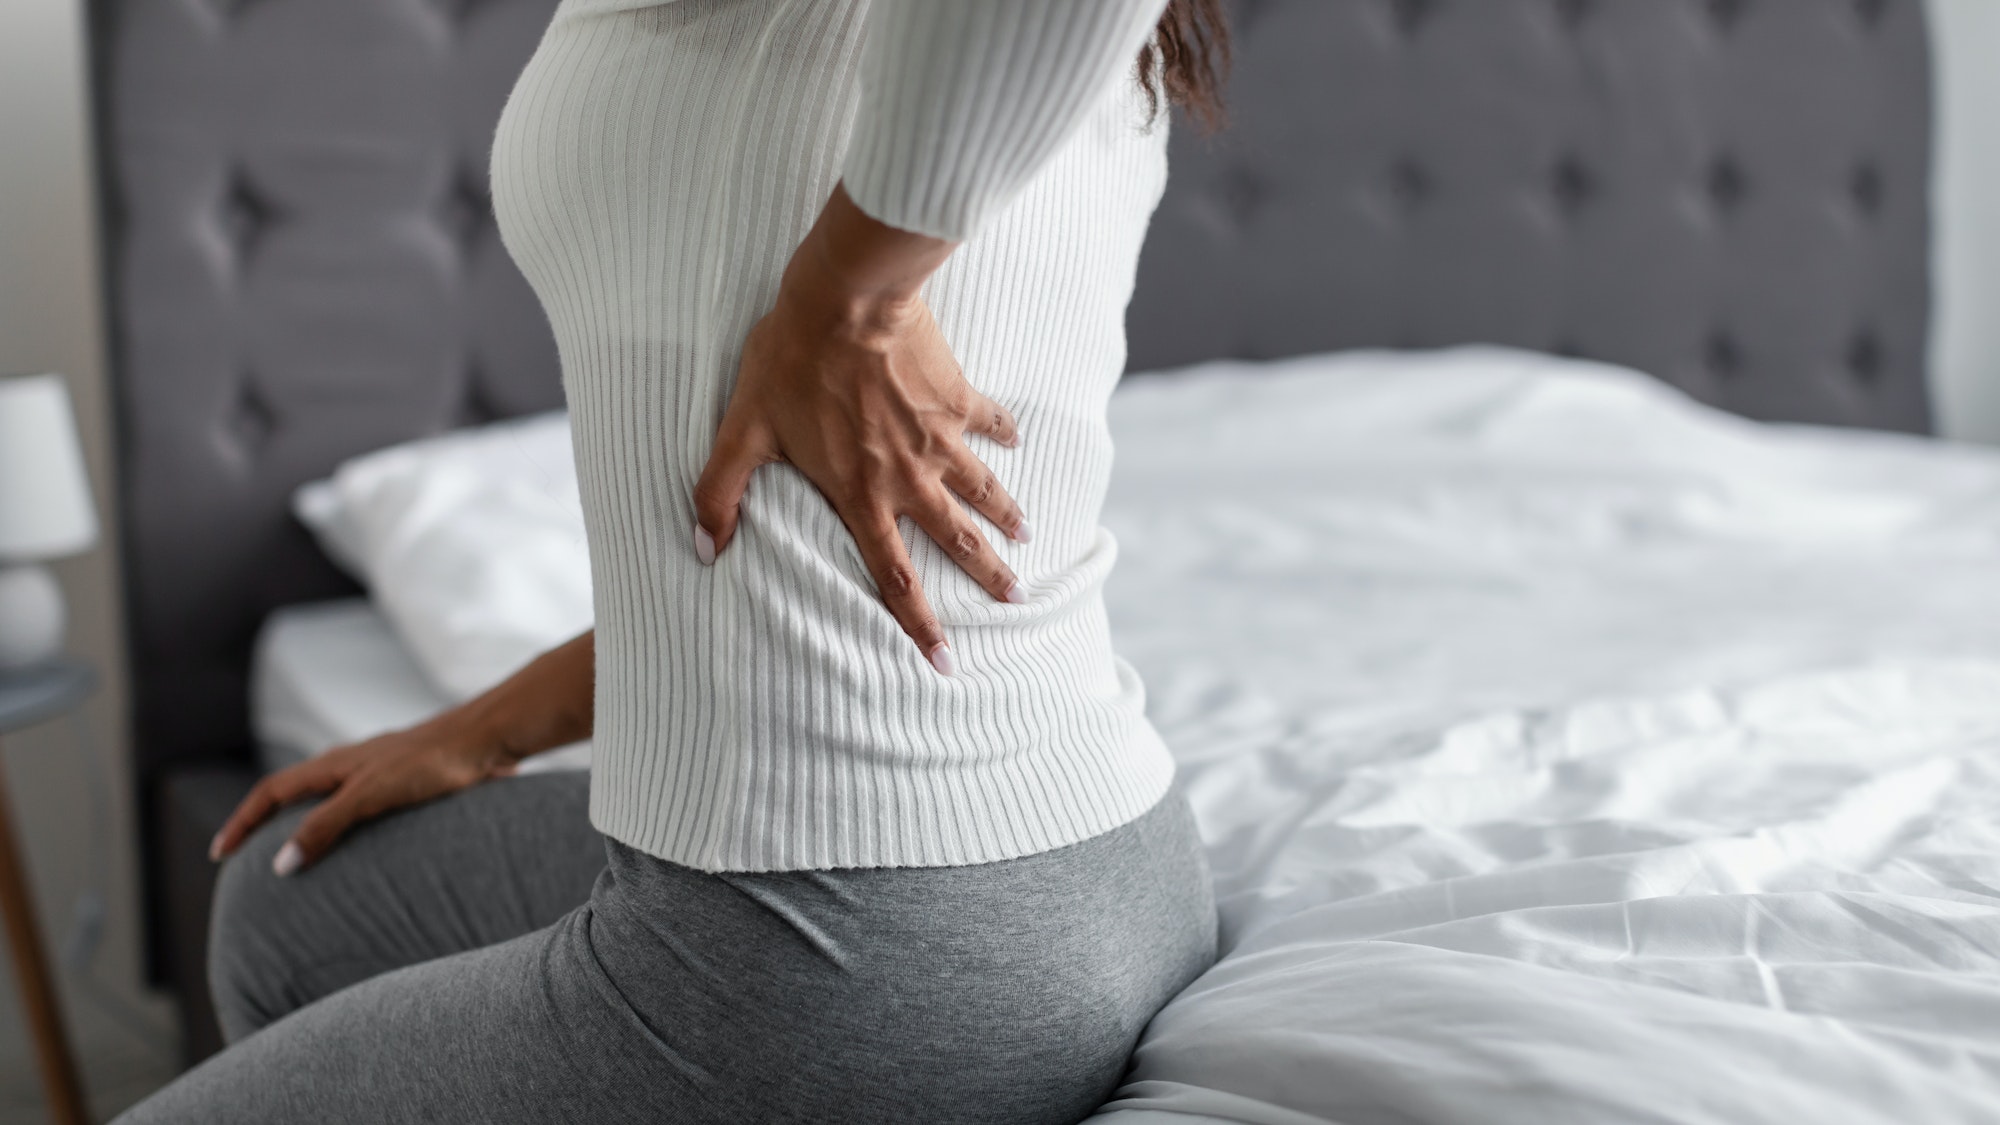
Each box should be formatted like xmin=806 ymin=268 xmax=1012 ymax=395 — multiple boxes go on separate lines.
xmin=250 ymin=598 xmax=590 ymax=775
xmin=254 ymin=348 xmax=2000 ymax=1123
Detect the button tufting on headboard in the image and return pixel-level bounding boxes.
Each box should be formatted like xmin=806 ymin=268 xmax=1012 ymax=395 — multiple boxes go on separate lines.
xmin=1553 ymin=0 xmax=1593 ymax=29
xmin=217 ymin=375 xmax=279 ymax=470
xmin=1705 ymin=332 xmax=1744 ymax=383
xmin=1129 ymin=0 xmax=1931 ymax=437
xmin=1848 ymin=332 xmax=1886 ymax=388
xmin=1388 ymin=0 xmax=1438 ymax=37
xmin=1389 ymin=159 xmax=1433 ymax=210
xmin=1549 ymin=155 xmax=1594 ymax=220
xmin=1707 ymin=0 xmax=1751 ymax=33
xmin=1850 ymin=161 xmax=1885 ymax=219
xmin=218 ymin=174 xmax=282 ymax=266
xmin=454 ymin=363 xmax=505 ymax=427
xmin=426 ymin=0 xmax=490 ymax=30
xmin=204 ymin=0 xmax=269 ymax=25
xmin=1215 ymin=164 xmax=1274 ymax=230
xmin=1704 ymin=156 xmax=1748 ymax=218
xmin=437 ymin=167 xmax=495 ymax=252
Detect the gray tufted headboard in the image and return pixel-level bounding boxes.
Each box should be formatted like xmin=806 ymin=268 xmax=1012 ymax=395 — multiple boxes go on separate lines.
xmin=92 ymin=0 xmax=1931 ymax=905
xmin=94 ymin=0 xmax=567 ymax=775
xmin=1127 ymin=0 xmax=1933 ymax=427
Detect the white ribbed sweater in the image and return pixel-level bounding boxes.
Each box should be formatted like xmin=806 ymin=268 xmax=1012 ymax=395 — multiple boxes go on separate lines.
xmin=491 ymin=0 xmax=1176 ymax=871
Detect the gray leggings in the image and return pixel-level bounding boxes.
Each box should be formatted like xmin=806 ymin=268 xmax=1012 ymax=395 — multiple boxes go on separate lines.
xmin=115 ymin=773 xmax=1216 ymax=1124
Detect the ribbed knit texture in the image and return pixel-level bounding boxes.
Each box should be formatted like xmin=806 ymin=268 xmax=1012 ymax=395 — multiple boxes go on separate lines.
xmin=490 ymin=0 xmax=1176 ymax=871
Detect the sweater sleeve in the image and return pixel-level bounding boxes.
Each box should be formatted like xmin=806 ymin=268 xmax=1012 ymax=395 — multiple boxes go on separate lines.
xmin=839 ymin=0 xmax=1172 ymax=243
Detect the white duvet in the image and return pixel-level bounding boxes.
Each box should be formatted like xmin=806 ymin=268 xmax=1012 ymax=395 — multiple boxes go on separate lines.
xmin=282 ymin=347 xmax=2000 ymax=1122
xmin=1088 ymin=350 xmax=2000 ymax=1124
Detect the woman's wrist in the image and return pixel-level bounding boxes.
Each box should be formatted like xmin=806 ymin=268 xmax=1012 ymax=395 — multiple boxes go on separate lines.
xmin=781 ymin=183 xmax=957 ymax=327
xmin=423 ymin=629 xmax=595 ymax=767
xmin=424 ymin=696 xmax=532 ymax=768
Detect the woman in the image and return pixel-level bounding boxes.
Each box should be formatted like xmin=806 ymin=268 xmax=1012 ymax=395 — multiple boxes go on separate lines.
xmin=118 ymin=1 xmax=1228 ymax=1121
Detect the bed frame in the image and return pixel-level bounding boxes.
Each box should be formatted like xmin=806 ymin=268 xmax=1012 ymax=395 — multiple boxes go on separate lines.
xmin=88 ymin=0 xmax=1934 ymax=1064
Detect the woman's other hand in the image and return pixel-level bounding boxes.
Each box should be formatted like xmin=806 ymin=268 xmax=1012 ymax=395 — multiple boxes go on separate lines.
xmin=692 ymin=185 xmax=1030 ymax=675
xmin=209 ymin=629 xmax=596 ymax=875
xmin=207 ymin=720 xmax=521 ymax=876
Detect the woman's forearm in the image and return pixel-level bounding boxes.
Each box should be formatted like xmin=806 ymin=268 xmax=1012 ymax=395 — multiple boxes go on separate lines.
xmin=437 ymin=628 xmax=596 ymax=764
xmin=787 ymin=183 xmax=956 ymax=315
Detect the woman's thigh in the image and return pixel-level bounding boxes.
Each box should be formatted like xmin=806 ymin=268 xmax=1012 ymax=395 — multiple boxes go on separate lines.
xmin=126 ymin=780 xmax=1217 ymax=1125
xmin=119 ymin=907 xmax=705 ymax=1125
xmin=207 ymin=771 xmax=603 ymax=1040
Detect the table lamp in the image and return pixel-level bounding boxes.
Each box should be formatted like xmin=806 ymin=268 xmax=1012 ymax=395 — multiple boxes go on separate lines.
xmin=0 ymin=374 xmax=99 ymax=671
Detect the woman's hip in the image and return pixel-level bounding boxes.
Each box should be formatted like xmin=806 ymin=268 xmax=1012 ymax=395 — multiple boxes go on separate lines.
xmin=578 ymin=782 xmax=1219 ymax=1121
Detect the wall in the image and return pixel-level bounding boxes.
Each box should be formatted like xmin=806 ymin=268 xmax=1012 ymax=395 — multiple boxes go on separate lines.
xmin=0 ymin=0 xmax=178 ymax=1113
xmin=1930 ymin=0 xmax=2000 ymax=444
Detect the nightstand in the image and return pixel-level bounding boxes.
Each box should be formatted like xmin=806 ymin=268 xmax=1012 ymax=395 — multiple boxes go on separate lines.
xmin=0 ymin=657 xmax=95 ymax=1125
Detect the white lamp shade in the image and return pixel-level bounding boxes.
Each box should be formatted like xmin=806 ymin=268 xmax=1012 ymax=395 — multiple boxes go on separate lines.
xmin=0 ymin=373 xmax=99 ymax=561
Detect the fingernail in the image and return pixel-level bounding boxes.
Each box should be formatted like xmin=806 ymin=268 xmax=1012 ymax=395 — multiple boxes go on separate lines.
xmin=927 ymin=643 xmax=956 ymax=676
xmin=273 ymin=842 xmax=302 ymax=877
xmin=1011 ymin=519 xmax=1033 ymax=544
xmin=694 ymin=525 xmax=716 ymax=566
xmin=208 ymin=833 xmax=225 ymax=862
xmin=1006 ymin=432 xmax=1022 ymax=449
xmin=1004 ymin=582 xmax=1027 ymax=605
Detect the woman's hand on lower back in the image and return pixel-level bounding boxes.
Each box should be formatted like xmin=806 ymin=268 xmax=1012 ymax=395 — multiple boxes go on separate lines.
xmin=692 ymin=184 xmax=1031 ymax=675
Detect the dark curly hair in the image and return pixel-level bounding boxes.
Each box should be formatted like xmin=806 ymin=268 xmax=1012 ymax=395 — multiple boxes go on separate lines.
xmin=1137 ymin=0 xmax=1233 ymax=133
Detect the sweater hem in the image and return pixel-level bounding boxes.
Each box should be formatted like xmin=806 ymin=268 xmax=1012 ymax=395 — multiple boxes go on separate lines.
xmin=588 ymin=722 xmax=1178 ymax=874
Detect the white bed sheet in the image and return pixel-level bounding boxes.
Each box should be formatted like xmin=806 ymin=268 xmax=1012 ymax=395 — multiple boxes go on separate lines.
xmin=251 ymin=598 xmax=590 ymax=775
xmin=1088 ymin=349 xmax=2000 ymax=1124
xmin=256 ymin=347 xmax=2000 ymax=1122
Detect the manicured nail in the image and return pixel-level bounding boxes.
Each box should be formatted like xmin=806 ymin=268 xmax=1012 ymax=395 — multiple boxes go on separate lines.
xmin=694 ymin=525 xmax=716 ymax=566
xmin=1011 ymin=519 xmax=1033 ymax=544
xmin=1004 ymin=582 xmax=1027 ymax=605
xmin=1005 ymin=432 xmax=1022 ymax=449
xmin=927 ymin=643 xmax=956 ymax=676
xmin=208 ymin=832 xmax=225 ymax=862
xmin=273 ymin=842 xmax=302 ymax=877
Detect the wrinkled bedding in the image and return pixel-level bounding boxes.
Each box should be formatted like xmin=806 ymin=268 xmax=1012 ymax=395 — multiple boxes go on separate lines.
xmin=1088 ymin=349 xmax=2000 ymax=1123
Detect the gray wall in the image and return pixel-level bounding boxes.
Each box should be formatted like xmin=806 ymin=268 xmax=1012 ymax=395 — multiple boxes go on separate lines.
xmin=0 ymin=0 xmax=176 ymax=1109
xmin=1930 ymin=0 xmax=2000 ymax=444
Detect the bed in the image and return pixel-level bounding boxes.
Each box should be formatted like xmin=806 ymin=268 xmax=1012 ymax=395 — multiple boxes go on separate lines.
xmin=90 ymin=0 xmax=2000 ymax=1119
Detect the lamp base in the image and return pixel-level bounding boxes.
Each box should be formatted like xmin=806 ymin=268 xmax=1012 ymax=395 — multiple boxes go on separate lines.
xmin=0 ymin=564 xmax=64 ymax=671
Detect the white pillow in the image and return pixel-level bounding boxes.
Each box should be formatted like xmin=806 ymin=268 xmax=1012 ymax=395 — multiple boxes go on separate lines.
xmin=292 ymin=411 xmax=594 ymax=702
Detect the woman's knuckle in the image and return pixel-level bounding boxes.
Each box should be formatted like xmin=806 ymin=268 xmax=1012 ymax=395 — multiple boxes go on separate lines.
xmin=691 ymin=479 xmax=729 ymax=514
xmin=949 ymin=529 xmax=979 ymax=559
xmin=880 ymin=564 xmax=917 ymax=598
